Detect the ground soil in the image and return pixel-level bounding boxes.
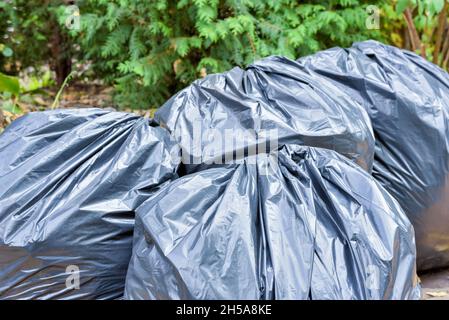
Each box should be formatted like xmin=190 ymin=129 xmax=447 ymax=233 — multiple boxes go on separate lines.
xmin=420 ymin=268 xmax=449 ymax=300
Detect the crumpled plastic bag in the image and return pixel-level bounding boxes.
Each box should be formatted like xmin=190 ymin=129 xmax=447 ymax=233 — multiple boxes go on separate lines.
xmin=0 ymin=109 xmax=180 ymax=299
xmin=124 ymin=145 xmax=420 ymax=300
xmin=155 ymin=56 xmax=374 ymax=172
xmin=299 ymin=40 xmax=449 ymax=271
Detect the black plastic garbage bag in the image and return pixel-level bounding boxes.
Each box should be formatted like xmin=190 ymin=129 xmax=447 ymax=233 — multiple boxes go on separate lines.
xmin=155 ymin=56 xmax=374 ymax=172
xmin=124 ymin=145 xmax=420 ymax=300
xmin=299 ymin=40 xmax=449 ymax=271
xmin=0 ymin=109 xmax=180 ymax=299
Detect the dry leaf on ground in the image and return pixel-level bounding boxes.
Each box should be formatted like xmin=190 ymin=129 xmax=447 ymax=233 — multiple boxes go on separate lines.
xmin=426 ymin=291 xmax=448 ymax=297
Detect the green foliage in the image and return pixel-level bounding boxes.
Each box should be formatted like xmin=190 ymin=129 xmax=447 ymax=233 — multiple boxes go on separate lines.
xmin=60 ymin=0 xmax=385 ymax=109
xmin=0 ymin=70 xmax=53 ymax=116
xmin=0 ymin=71 xmax=20 ymax=115
xmin=396 ymin=0 xmax=445 ymax=16
xmin=1 ymin=0 xmax=73 ymax=86
xmin=1 ymin=1 xmax=51 ymax=74
xmin=389 ymin=0 xmax=449 ymax=67
xmin=21 ymin=71 xmax=54 ymax=93
xmin=0 ymin=72 xmax=20 ymax=96
xmin=4 ymin=0 xmax=449 ymax=111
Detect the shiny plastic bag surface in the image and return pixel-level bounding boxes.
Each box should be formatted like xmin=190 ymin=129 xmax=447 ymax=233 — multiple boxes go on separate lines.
xmin=155 ymin=56 xmax=374 ymax=172
xmin=124 ymin=146 xmax=420 ymax=300
xmin=0 ymin=109 xmax=180 ymax=299
xmin=299 ymin=40 xmax=449 ymax=270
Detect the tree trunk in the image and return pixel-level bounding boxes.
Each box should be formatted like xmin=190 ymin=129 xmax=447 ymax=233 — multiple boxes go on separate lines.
xmin=50 ymin=24 xmax=72 ymax=87
xmin=433 ymin=1 xmax=449 ymax=64
xmin=403 ymin=26 xmax=411 ymax=50
xmin=440 ymin=27 xmax=449 ymax=66
xmin=403 ymin=8 xmax=426 ymax=58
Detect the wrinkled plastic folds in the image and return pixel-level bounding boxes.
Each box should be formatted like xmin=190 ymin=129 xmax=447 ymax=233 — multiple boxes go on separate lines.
xmin=0 ymin=41 xmax=429 ymax=300
xmin=0 ymin=109 xmax=180 ymax=299
xmin=298 ymin=40 xmax=449 ymax=270
xmin=155 ymin=56 xmax=375 ymax=172
xmin=124 ymin=145 xmax=420 ymax=300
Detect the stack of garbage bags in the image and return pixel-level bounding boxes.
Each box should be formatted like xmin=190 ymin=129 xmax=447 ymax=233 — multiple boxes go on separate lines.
xmin=4 ymin=40 xmax=449 ymax=300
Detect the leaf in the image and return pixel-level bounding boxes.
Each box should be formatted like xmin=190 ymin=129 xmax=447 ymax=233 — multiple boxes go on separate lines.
xmin=227 ymin=17 xmax=244 ymax=35
xmin=426 ymin=291 xmax=448 ymax=297
xmin=174 ymin=38 xmax=190 ymax=57
xmin=2 ymin=47 xmax=13 ymax=57
xmin=396 ymin=0 xmax=411 ymax=14
xmin=197 ymin=22 xmax=219 ymax=42
xmin=431 ymin=0 xmax=445 ymax=14
xmin=0 ymin=73 xmax=20 ymax=96
xmin=1 ymin=101 xmax=18 ymax=114
xmin=197 ymin=5 xmax=217 ymax=23
xmin=193 ymin=0 xmax=207 ymax=7
xmin=177 ymin=0 xmax=190 ymax=9
xmin=197 ymin=57 xmax=220 ymax=73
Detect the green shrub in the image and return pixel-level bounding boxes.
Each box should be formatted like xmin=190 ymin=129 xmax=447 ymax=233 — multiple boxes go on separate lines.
xmin=0 ymin=1 xmax=73 ymax=85
xmin=61 ymin=0 xmax=385 ymax=109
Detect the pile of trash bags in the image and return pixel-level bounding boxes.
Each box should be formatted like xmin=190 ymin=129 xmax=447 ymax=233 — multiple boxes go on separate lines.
xmin=2 ymin=40 xmax=449 ymax=300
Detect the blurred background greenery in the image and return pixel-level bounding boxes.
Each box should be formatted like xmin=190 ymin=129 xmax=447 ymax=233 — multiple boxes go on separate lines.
xmin=1 ymin=0 xmax=449 ymax=130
